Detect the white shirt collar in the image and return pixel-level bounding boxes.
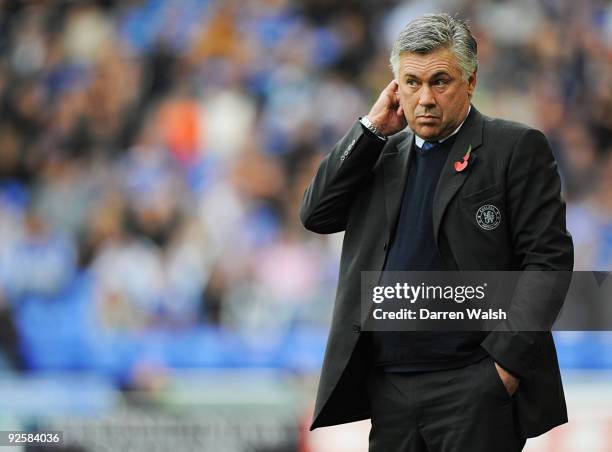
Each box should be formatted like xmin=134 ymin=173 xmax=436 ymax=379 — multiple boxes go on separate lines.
xmin=414 ymin=105 xmax=471 ymax=148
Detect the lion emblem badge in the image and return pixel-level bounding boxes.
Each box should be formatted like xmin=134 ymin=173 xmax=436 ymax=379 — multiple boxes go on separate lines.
xmin=476 ymin=204 xmax=501 ymax=230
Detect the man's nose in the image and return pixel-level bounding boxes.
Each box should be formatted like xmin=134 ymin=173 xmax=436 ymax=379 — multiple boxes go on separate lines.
xmin=418 ymin=85 xmax=436 ymax=108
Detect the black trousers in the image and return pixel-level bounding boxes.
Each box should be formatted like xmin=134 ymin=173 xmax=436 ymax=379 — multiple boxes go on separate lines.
xmin=367 ymin=356 xmax=526 ymax=452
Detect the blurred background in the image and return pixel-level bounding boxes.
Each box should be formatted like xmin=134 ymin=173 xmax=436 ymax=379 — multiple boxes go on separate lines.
xmin=0 ymin=0 xmax=610 ymax=451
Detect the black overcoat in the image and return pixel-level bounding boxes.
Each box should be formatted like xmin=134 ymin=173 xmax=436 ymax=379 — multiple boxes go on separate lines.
xmin=300 ymin=106 xmax=574 ymax=438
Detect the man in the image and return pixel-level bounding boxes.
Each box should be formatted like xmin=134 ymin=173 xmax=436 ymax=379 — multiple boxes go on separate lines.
xmin=299 ymin=13 xmax=574 ymax=452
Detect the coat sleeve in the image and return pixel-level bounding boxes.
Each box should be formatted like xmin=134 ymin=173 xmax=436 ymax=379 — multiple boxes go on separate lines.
xmin=299 ymin=120 xmax=387 ymax=234
xmin=481 ymin=128 xmax=574 ymax=379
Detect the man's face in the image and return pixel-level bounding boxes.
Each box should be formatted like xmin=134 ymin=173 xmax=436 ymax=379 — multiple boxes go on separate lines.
xmin=396 ymin=47 xmax=476 ymax=140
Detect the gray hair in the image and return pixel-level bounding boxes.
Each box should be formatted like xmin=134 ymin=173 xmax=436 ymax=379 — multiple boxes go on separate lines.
xmin=390 ymin=13 xmax=478 ymax=81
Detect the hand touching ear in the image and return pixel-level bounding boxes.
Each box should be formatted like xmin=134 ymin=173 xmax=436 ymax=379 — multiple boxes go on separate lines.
xmin=365 ymin=80 xmax=407 ymax=136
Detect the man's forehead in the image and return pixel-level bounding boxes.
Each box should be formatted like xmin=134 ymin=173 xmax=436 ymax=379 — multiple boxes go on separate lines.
xmin=398 ymin=48 xmax=460 ymax=76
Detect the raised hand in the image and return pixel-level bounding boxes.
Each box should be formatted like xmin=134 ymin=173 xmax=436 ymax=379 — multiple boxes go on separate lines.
xmin=365 ymin=80 xmax=407 ymax=137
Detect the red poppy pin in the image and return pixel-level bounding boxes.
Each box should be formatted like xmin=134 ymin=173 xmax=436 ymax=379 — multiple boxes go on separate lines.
xmin=454 ymin=145 xmax=472 ymax=172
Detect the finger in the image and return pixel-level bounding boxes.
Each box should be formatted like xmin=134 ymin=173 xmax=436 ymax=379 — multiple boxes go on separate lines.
xmin=384 ymin=79 xmax=398 ymax=94
xmin=385 ymin=87 xmax=398 ymax=107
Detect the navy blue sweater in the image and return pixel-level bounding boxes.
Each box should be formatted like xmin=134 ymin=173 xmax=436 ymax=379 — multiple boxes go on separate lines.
xmin=372 ymin=135 xmax=487 ymax=371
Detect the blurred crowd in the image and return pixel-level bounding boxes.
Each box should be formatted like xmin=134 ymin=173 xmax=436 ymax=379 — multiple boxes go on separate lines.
xmin=0 ymin=0 xmax=610 ymax=378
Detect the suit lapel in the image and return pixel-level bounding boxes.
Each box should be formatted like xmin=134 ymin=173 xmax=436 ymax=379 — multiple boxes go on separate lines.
xmin=383 ymin=131 xmax=413 ymax=242
xmin=432 ymin=106 xmax=484 ymax=246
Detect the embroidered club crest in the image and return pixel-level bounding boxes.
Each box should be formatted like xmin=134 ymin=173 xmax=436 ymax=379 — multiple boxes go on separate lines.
xmin=476 ymin=204 xmax=501 ymax=230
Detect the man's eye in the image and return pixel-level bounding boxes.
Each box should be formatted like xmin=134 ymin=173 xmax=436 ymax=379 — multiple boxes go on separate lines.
xmin=434 ymin=79 xmax=448 ymax=86
xmin=406 ymin=80 xmax=418 ymax=87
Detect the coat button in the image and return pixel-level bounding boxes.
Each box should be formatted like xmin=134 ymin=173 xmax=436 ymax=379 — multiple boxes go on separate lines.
xmin=352 ymin=324 xmax=361 ymax=333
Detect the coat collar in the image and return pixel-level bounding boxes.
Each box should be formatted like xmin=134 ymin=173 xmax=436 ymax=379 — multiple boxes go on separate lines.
xmin=382 ymin=129 xmax=413 ymax=243
xmin=432 ymin=105 xmax=483 ymax=244
xmin=382 ymin=105 xmax=484 ymax=248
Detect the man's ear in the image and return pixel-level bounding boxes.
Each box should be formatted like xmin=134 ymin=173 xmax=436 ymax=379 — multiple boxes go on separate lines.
xmin=467 ymin=71 xmax=477 ymax=98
